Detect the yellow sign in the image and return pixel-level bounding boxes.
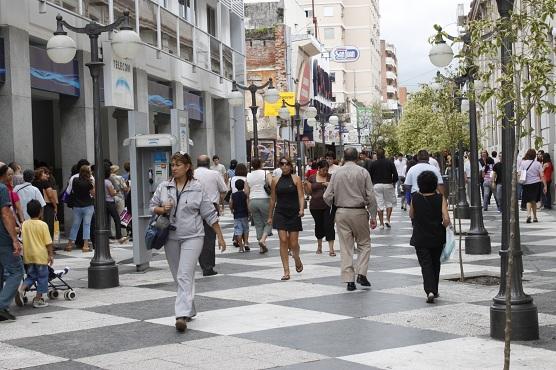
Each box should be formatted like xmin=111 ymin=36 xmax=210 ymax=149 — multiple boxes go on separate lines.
xmin=264 ymin=91 xmax=296 ymax=117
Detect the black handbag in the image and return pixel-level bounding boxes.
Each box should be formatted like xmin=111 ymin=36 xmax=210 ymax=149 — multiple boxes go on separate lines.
xmin=263 ymin=171 xmax=272 ymax=195
xmin=145 ymin=214 xmax=170 ymax=250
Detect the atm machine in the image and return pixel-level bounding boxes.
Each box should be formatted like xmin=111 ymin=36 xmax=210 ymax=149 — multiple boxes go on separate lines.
xmin=126 ymin=109 xmax=188 ymax=271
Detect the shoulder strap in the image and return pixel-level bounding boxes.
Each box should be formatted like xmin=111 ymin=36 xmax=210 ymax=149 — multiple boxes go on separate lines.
xmin=526 ymin=160 xmax=534 ymax=171
xmin=15 ymin=184 xmax=31 ymax=193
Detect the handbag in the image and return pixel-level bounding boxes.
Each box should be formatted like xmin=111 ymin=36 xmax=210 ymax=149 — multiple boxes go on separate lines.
xmin=440 ymin=226 xmax=456 ymax=262
xmin=53 ymin=216 xmax=60 ymax=244
xmin=145 ymin=214 xmax=170 ymax=250
xmin=263 ymin=171 xmax=271 ymax=195
xmin=519 ymin=160 xmax=534 ymax=184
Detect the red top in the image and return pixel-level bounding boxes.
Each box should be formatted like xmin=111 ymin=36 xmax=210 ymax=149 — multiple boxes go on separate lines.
xmin=305 ymin=169 xmax=317 ymax=179
xmin=544 ymin=162 xmax=553 ymax=183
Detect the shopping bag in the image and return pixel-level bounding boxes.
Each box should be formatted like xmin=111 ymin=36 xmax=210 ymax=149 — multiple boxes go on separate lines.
xmin=53 ymin=217 xmax=60 ymax=244
xmin=440 ymin=226 xmax=455 ymax=262
xmin=120 ymin=208 xmax=132 ymax=227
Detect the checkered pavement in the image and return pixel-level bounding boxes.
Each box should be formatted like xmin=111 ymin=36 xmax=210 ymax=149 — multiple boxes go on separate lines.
xmin=2 ymin=205 xmax=556 ymax=369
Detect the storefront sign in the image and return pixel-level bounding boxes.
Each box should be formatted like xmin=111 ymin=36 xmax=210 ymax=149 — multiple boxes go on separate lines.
xmin=103 ymin=55 xmax=135 ymax=110
xmin=29 ymin=45 xmax=80 ymax=96
xmin=331 ymin=46 xmax=360 ymax=63
xmin=148 ymin=79 xmax=173 ymax=112
xmin=184 ymin=90 xmax=203 ymax=121
xmin=298 ymin=62 xmax=311 ymax=103
xmin=0 ymin=38 xmax=5 ymax=84
xmin=264 ymin=91 xmax=295 ymax=117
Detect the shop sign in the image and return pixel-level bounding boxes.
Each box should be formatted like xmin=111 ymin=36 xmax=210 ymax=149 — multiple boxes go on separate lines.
xmin=331 ymin=46 xmax=360 ymax=63
xmin=29 ymin=45 xmax=80 ymax=96
xmin=103 ymin=55 xmax=134 ymax=110
xmin=0 ymin=38 xmax=5 ymax=84
xmin=298 ymin=62 xmax=311 ymax=103
xmin=148 ymin=79 xmax=173 ymax=112
xmin=264 ymin=91 xmax=295 ymax=117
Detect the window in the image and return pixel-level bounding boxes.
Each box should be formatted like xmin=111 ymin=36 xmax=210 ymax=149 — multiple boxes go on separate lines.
xmin=83 ymin=0 xmax=109 ymax=24
xmin=324 ymin=27 xmax=335 ymax=40
xmin=139 ymin=0 xmax=158 ymax=48
xmin=207 ymin=5 xmax=217 ymax=37
xmin=323 ymin=7 xmax=333 ymax=17
xmin=160 ymin=8 xmax=178 ymax=54
xmin=179 ymin=0 xmax=193 ymax=23
xmin=179 ymin=19 xmax=194 ymax=61
xmin=304 ymin=9 xmax=313 ymax=18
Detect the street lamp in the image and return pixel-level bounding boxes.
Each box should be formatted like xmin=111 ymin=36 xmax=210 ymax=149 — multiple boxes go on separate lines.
xmin=429 ymin=26 xmax=490 ymax=254
xmin=229 ymin=79 xmax=279 ymax=160
xmin=47 ymin=11 xmax=141 ymax=289
xmin=279 ymin=98 xmax=317 ymax=177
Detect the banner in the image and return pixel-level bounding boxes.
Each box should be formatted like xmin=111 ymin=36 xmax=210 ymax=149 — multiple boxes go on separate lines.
xmin=103 ymin=49 xmax=134 ymax=109
xmin=264 ymin=91 xmax=296 ymax=117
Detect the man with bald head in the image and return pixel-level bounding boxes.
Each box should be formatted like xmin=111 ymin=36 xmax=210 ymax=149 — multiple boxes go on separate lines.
xmin=194 ymin=155 xmax=227 ymax=276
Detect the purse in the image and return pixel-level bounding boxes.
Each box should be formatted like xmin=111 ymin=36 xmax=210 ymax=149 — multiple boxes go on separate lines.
xmin=263 ymin=171 xmax=271 ymax=195
xmin=519 ymin=160 xmax=534 ymax=184
xmin=145 ymin=214 xmax=170 ymax=250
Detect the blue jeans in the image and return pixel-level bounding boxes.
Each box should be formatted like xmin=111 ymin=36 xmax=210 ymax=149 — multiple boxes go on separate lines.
xmin=23 ymin=264 xmax=49 ymax=294
xmin=70 ymin=205 xmax=94 ymax=241
xmin=0 ymin=244 xmax=24 ymax=310
xmin=483 ymin=183 xmax=492 ymax=210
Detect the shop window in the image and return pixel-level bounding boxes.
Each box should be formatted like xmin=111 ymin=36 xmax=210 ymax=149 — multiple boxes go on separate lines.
xmin=207 ymin=5 xmax=217 ymax=37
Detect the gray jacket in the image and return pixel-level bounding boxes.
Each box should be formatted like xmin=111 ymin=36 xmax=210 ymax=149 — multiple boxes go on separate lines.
xmin=149 ymin=178 xmax=218 ymax=240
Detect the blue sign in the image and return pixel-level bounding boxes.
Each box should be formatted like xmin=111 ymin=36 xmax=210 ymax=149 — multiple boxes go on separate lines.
xmin=331 ymin=46 xmax=360 ymax=63
xmin=30 ymin=45 xmax=80 ymax=96
xmin=0 ymin=38 xmax=4 ymax=84
xmin=148 ymin=79 xmax=173 ymax=112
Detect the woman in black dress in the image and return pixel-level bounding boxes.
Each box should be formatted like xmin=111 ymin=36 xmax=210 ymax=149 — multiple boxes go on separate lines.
xmin=268 ymin=157 xmax=305 ymax=280
xmin=409 ymin=170 xmax=451 ymax=303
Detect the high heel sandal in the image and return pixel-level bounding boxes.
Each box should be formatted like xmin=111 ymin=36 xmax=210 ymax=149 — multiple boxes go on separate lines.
xmin=259 ymin=242 xmax=268 ymax=254
xmin=281 ymin=273 xmax=290 ymax=281
xmin=329 ymin=250 xmax=336 ymax=257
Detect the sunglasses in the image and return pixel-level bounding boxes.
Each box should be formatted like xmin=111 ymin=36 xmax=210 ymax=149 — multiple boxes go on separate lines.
xmin=280 ymin=161 xmax=289 ymax=166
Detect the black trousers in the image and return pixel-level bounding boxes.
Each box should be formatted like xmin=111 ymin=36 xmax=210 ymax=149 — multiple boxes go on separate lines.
xmin=106 ymin=202 xmax=122 ymax=239
xmin=199 ymin=220 xmax=216 ymax=272
xmin=43 ymin=204 xmax=56 ymax=239
xmin=415 ymin=246 xmax=443 ymax=295
xmin=310 ymin=208 xmax=335 ymax=241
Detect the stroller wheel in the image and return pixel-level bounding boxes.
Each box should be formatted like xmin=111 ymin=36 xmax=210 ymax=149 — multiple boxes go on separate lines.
xmin=49 ymin=290 xmax=60 ymax=299
xmin=64 ymin=290 xmax=77 ymax=301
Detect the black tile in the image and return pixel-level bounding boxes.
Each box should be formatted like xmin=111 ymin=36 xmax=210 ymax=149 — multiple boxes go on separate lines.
xmin=516 ymin=325 xmax=556 ymax=352
xmin=301 ymin=271 xmax=422 ymax=290
xmin=7 ymin=321 xmax=215 ymax=359
xmin=195 ymin=274 xmax=276 ymax=293
xmin=237 ymin=318 xmax=459 ymax=357
xmin=530 ymin=291 xmax=556 ymax=316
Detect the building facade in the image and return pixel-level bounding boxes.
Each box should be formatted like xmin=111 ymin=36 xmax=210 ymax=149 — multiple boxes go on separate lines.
xmin=0 ymin=0 xmax=247 ymax=228
xmin=380 ymin=40 xmax=401 ymax=119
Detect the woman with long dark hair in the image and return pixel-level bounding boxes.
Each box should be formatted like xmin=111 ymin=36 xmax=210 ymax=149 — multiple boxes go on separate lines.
xmin=268 ymin=157 xmax=305 ymax=280
xmin=150 ymin=152 xmax=226 ymax=332
xmin=65 ymin=165 xmax=95 ymax=252
xmin=542 ymin=153 xmax=553 ymax=210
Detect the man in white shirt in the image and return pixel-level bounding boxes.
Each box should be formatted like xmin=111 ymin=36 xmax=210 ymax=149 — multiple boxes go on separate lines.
xmin=326 ymin=151 xmax=340 ymax=174
xmin=394 ymin=154 xmax=407 ymax=197
xmin=195 ymin=155 xmax=228 ymax=276
xmin=210 ymin=155 xmax=227 ymax=181
xmin=14 ymin=170 xmax=46 ymax=220
xmin=428 ymin=156 xmax=440 ymax=170
xmin=404 ymin=150 xmax=444 ymax=195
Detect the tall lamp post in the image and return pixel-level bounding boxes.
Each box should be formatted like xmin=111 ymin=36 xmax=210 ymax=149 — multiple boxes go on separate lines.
xmin=316 ymin=107 xmax=338 ymax=157
xmin=278 ymin=99 xmax=317 ymax=177
xmin=429 ymin=26 xmax=491 ymax=255
xmin=229 ymin=79 xmax=280 ymax=160
xmin=46 ymin=11 xmax=141 ymax=288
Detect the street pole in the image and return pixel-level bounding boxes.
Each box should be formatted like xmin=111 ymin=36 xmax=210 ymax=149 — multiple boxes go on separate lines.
xmin=490 ymin=0 xmax=539 ymax=340
xmin=294 ymin=104 xmax=303 ymax=178
xmin=455 ymin=96 xmax=470 ymax=219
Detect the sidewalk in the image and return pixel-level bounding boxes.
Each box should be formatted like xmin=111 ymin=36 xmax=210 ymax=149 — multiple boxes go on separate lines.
xmin=1 ymin=206 xmax=555 ymax=369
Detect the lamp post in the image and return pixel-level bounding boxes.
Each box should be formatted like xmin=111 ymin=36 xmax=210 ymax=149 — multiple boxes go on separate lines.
xmin=279 ymin=99 xmax=317 ymax=177
xmin=429 ymin=26 xmax=491 ymax=254
xmin=490 ymin=0 xmax=539 ymax=341
xmin=47 ymin=11 xmax=141 ymax=288
xmin=229 ymin=79 xmax=280 ymax=160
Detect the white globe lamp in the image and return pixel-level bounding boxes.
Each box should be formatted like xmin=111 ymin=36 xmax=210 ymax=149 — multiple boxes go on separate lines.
xmin=429 ymin=42 xmax=454 ymax=68
xmin=229 ymin=88 xmax=244 ymax=107
xmin=112 ymin=29 xmax=142 ymax=59
xmin=264 ymin=86 xmax=280 ymax=104
xmin=306 ymin=117 xmax=317 ymax=127
xmin=47 ymin=33 xmax=77 ymax=64
xmin=304 ymin=106 xmax=317 ymax=119
xmin=278 ymin=106 xmax=291 ymax=120
xmin=328 ymin=115 xmax=339 ymax=126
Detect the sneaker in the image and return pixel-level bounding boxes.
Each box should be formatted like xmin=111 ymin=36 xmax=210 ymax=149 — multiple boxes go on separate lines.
xmin=0 ymin=308 xmax=16 ymax=321
xmin=14 ymin=287 xmax=25 ymax=307
xmin=379 ymin=224 xmax=384 ymax=230
xmin=175 ymin=317 xmax=187 ymax=332
xmin=32 ymin=298 xmax=49 ymax=308
xmin=426 ymin=292 xmax=435 ymax=303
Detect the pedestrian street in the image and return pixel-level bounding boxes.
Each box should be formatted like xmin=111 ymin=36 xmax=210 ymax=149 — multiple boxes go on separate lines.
xmin=2 ymin=207 xmax=556 ymax=370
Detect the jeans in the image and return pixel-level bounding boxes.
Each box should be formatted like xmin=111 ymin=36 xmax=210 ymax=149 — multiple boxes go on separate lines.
xmin=23 ymin=264 xmax=49 ymax=294
xmin=69 ymin=205 xmax=94 ymax=241
xmin=106 ymin=201 xmax=122 ymax=239
xmin=0 ymin=245 xmax=24 ymax=310
xmin=542 ymin=181 xmax=552 ymax=209
xmin=483 ymin=182 xmax=492 ymax=210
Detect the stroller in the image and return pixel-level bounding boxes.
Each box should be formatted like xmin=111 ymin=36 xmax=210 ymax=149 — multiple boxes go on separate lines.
xmin=18 ymin=266 xmax=77 ymax=305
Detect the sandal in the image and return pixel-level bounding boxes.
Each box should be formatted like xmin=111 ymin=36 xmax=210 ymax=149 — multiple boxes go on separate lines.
xmin=281 ymin=274 xmax=290 ymax=281
xmin=259 ymin=242 xmax=268 ymax=254
xmin=295 ymin=260 xmax=304 ymax=273
xmin=329 ymin=251 xmax=336 ymax=257
xmin=316 ymin=248 xmax=322 ymax=254
xmin=64 ymin=245 xmax=73 ymax=252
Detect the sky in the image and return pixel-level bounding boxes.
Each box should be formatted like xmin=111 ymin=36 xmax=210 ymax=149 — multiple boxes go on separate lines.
xmin=380 ymin=0 xmax=472 ymax=92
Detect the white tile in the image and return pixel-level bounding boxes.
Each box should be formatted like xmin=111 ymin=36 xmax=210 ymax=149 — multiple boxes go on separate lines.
xmin=0 ymin=309 xmax=137 ymax=341
xmin=116 ymin=269 xmax=177 ymax=287
xmin=0 ymin=342 xmax=67 ymax=369
xmin=230 ymin=263 xmax=340 ymax=281
xmin=382 ymin=263 xmax=513 ymax=277
xmin=51 ymin=257 xmax=94 ymax=269
xmin=146 ymin=304 xmax=350 ymax=335
xmin=198 ymin=281 xmax=349 ymax=303
xmin=340 ymin=337 xmax=556 ymax=370
xmin=48 ymin=286 xmax=175 ymax=308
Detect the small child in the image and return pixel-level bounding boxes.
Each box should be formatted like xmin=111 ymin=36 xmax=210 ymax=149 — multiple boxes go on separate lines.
xmin=229 ymin=179 xmax=250 ymax=252
xmin=16 ymin=199 xmax=54 ymax=308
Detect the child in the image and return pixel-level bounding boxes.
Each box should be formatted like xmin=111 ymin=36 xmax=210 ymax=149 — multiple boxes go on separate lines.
xmin=16 ymin=199 xmax=54 ymax=308
xmin=229 ymin=179 xmax=250 ymax=252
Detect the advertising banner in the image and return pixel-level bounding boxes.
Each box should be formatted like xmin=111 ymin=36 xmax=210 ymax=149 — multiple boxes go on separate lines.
xmin=264 ymin=91 xmax=295 ymax=117
xmin=103 ymin=52 xmax=135 ymax=110
xmin=29 ymin=45 xmax=80 ymax=96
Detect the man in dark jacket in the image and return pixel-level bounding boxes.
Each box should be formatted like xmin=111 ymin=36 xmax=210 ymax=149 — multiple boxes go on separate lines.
xmin=368 ymin=149 xmax=398 ymax=229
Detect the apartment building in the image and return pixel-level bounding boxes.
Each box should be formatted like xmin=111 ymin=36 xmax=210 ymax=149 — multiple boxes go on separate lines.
xmin=0 ymin=0 xmax=246 ymax=181
xmin=380 ymin=39 xmax=401 ymax=119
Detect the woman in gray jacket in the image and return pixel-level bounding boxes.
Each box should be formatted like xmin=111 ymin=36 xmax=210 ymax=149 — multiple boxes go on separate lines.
xmin=150 ymin=152 xmax=226 ymax=332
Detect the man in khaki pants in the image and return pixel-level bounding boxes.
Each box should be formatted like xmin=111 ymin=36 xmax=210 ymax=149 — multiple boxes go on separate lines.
xmin=324 ymin=147 xmax=378 ymax=291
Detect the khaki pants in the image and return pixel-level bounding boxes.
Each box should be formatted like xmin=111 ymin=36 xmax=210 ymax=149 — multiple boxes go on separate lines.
xmin=335 ymin=208 xmax=371 ymax=282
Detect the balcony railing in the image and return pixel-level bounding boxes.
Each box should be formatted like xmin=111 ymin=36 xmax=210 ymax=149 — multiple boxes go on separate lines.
xmin=385 ymin=56 xmax=396 ymax=67
xmin=386 ymin=71 xmax=397 ymax=81
xmin=46 ymin=0 xmax=246 ymax=82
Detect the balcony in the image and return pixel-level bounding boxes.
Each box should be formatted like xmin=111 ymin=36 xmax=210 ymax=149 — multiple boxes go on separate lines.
xmin=385 ymin=56 xmax=396 ymax=67
xmin=385 ymin=43 xmax=395 ymax=55
xmin=386 ymin=85 xmax=397 ymax=94
xmin=45 ymin=0 xmax=245 ymax=82
xmin=386 ymin=99 xmax=399 ymax=110
xmin=386 ymin=71 xmax=397 ymax=80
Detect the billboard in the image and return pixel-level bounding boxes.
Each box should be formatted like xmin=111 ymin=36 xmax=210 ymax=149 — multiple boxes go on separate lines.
xmin=29 ymin=45 xmax=80 ymax=96
xmin=331 ymin=46 xmax=360 ymax=63
xmin=264 ymin=91 xmax=296 ymax=117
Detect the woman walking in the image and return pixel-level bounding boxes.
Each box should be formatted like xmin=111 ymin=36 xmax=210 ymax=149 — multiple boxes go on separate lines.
xmin=268 ymin=157 xmax=304 ymax=281
xmin=304 ymin=160 xmax=335 ymax=256
xmin=246 ymin=158 xmax=271 ymax=253
xmin=32 ymin=167 xmax=57 ymax=239
xmin=104 ymin=165 xmax=126 ymax=243
xmin=519 ymin=149 xmax=547 ymax=223
xmin=65 ymin=165 xmax=95 ymax=252
xmin=409 ymin=171 xmax=451 ymax=303
xmin=542 ymin=153 xmax=553 ymax=210
xmin=150 ymin=152 xmax=226 ymax=332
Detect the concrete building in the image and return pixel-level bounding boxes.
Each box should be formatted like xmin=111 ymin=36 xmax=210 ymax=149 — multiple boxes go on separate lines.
xmin=380 ymin=39 xmax=401 ymax=119
xmin=0 ymin=0 xmax=246 ymax=229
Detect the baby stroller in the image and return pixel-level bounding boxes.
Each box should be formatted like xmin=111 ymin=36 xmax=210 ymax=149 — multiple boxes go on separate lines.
xmin=18 ymin=266 xmax=77 ymax=305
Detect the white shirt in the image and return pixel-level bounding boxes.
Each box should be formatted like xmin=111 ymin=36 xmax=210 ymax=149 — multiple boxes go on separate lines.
xmin=428 ymin=157 xmax=440 ymax=170
xmin=272 ymin=167 xmax=282 ymax=178
xmin=194 ymin=167 xmax=228 ymax=204
xmin=230 ymin=176 xmax=247 ymax=194
xmin=246 ymin=169 xmax=270 ymax=199
xmin=404 ymin=162 xmax=444 ymax=193
xmin=464 ymin=160 xmax=471 ymax=180
xmin=14 ymin=182 xmax=46 ymax=220
xmin=210 ymin=163 xmax=226 ymax=178
xmin=328 ymin=164 xmax=340 ymax=174
xmin=394 ymin=158 xmax=407 ymax=177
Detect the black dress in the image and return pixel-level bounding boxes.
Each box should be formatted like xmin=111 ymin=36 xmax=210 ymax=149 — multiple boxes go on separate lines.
xmin=273 ymin=174 xmax=303 ymax=231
